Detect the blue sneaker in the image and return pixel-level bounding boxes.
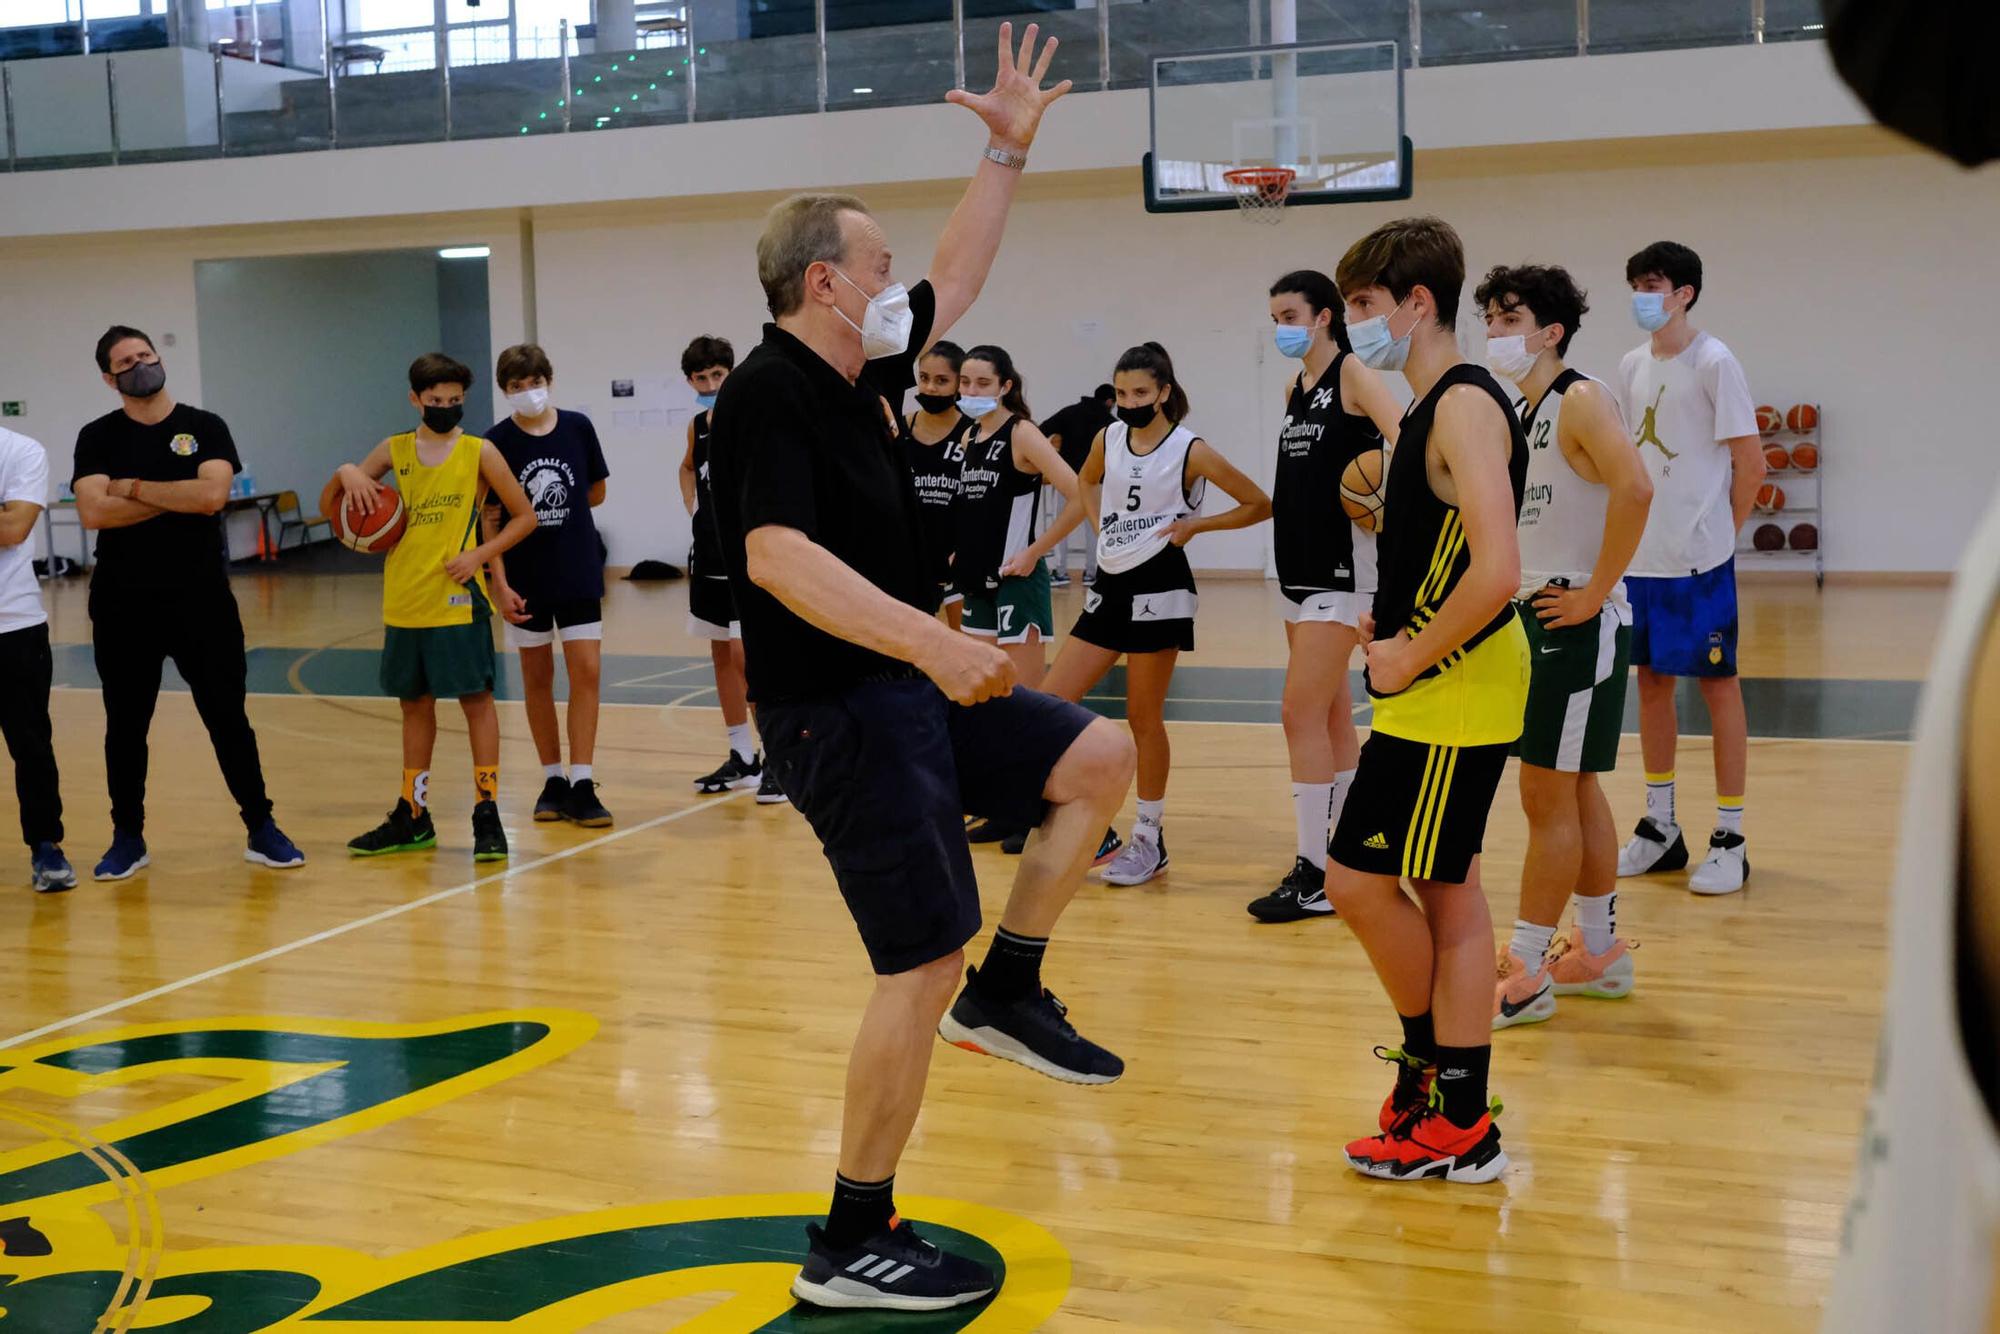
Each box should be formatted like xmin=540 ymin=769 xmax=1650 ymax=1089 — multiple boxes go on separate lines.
xmin=92 ymin=832 xmax=149 ymax=882
xmin=245 ymin=819 xmax=306 ymax=869
xmin=30 ymin=843 xmax=76 ymax=894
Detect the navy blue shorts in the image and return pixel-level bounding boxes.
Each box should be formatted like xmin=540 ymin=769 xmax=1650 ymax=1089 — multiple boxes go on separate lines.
xmin=1627 ymin=560 xmax=1738 ymax=678
xmin=759 ymin=675 xmax=1097 ymax=975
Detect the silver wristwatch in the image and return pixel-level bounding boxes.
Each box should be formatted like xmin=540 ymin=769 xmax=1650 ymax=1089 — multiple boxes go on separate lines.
xmin=983 ymin=145 xmax=1028 ymax=171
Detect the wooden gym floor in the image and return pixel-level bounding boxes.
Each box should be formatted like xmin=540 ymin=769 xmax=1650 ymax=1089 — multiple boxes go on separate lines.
xmin=0 ymin=570 xmax=1941 ymax=1332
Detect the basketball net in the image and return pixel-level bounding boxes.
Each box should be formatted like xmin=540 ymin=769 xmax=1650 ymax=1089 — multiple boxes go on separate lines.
xmin=1222 ymin=167 xmax=1294 ymax=224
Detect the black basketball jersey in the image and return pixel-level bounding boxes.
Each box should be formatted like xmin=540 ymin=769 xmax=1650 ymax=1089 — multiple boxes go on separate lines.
xmin=1272 ymin=352 xmax=1383 ymax=595
xmin=953 ymin=415 xmax=1041 ymax=593
xmin=689 ymin=409 xmax=725 ymax=574
xmin=1372 ymin=364 xmax=1529 ymax=683
xmin=901 ymin=410 xmax=972 ymax=588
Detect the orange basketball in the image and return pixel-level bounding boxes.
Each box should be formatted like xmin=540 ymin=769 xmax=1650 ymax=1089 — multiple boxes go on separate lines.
xmin=1763 ymin=443 xmax=1791 ymax=472
xmin=1753 ymin=483 xmax=1786 ymax=514
xmin=1789 ymin=522 xmax=1819 ymax=551
xmin=1339 ymin=449 xmax=1387 ymax=533
xmin=1789 ymin=441 xmax=1819 ymax=472
xmin=321 ymin=477 xmax=407 ymax=553
xmin=1752 ymin=523 xmax=1786 ymax=552
xmin=1755 ymin=405 xmax=1783 ymax=436
xmin=1785 ymin=403 xmax=1818 ymax=432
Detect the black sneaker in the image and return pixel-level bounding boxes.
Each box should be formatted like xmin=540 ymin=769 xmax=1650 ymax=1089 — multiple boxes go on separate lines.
xmin=1247 ymin=857 xmax=1335 ymax=923
xmin=756 ymin=768 xmax=789 ymax=805
xmin=999 ymin=828 xmax=1029 ymax=855
xmin=564 ymin=779 xmax=613 ymax=828
xmin=472 ymin=800 xmax=508 ymax=862
xmin=966 ymin=818 xmax=1024 ymax=845
xmin=534 ymin=775 xmax=572 ymax=822
xmin=348 ymin=800 xmax=437 ymax=856
xmin=791 ymin=1219 xmax=996 ymax=1312
xmin=696 ymin=750 xmax=761 ymax=794
xmin=937 ymin=965 xmax=1124 ymax=1085
xmin=1091 ymin=826 xmax=1123 ymax=866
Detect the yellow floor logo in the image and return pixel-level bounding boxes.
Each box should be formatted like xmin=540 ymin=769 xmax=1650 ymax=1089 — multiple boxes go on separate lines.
xmin=0 ymin=1012 xmax=1069 ymax=1331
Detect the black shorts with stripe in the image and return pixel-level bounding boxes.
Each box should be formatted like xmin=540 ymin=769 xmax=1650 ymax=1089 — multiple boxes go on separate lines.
xmin=1330 ymin=731 xmax=1510 ymax=885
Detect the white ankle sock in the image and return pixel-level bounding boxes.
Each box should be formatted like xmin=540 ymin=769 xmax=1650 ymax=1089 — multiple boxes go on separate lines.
xmin=1135 ymin=799 xmax=1164 ymax=837
xmin=542 ymin=763 xmax=564 ymax=780
xmin=1509 ymin=919 xmax=1556 ymax=965
xmin=1644 ymin=772 xmax=1676 ymax=828
xmin=1292 ymin=782 xmax=1334 ymax=869
xmin=726 ymin=723 xmax=754 ymax=760
xmin=1716 ymin=797 xmax=1744 ymax=836
xmin=1574 ymin=893 xmax=1617 ymax=954
xmin=571 ymin=764 xmax=593 ymax=783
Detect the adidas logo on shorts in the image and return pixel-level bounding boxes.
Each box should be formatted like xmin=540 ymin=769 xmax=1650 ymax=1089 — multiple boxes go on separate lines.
xmin=1363 ymin=832 xmax=1390 ymax=850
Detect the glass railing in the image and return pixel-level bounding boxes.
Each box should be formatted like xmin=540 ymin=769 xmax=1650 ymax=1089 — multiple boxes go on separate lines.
xmin=0 ymin=1 xmax=1825 ymax=173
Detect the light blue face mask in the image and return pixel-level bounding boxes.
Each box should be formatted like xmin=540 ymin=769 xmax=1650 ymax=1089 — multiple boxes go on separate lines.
xmin=1631 ymin=291 xmax=1672 ymax=332
xmin=958 ymin=395 xmax=1000 ymax=418
xmin=1272 ymin=324 xmax=1314 ymax=360
xmin=1345 ymin=297 xmax=1414 ymax=372
xmin=694 ymin=392 xmax=718 ymax=410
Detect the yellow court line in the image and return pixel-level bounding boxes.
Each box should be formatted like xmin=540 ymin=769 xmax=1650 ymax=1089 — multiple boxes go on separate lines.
xmin=0 ymin=791 xmax=753 ymax=1052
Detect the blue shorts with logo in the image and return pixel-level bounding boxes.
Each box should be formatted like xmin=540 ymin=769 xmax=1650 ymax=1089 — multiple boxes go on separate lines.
xmin=1626 ymin=558 xmax=1738 ymax=678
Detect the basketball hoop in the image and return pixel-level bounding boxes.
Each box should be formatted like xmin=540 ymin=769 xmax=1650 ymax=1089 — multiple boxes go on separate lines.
xmin=1222 ymin=166 xmax=1295 ymax=223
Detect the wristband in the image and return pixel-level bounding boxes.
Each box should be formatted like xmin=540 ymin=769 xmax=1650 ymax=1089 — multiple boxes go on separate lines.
xmin=983 ymin=145 xmax=1027 ymax=171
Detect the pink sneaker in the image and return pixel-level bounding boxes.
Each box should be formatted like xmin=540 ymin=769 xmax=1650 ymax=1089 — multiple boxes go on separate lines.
xmin=1546 ymin=928 xmax=1636 ymax=998
xmin=1492 ymin=947 xmax=1555 ymax=1031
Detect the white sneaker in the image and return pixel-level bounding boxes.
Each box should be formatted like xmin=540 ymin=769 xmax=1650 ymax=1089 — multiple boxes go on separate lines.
xmin=1617 ymin=817 xmax=1689 ymax=877
xmin=1688 ymin=830 xmax=1749 ymax=895
xmin=1098 ymin=830 xmax=1168 ymax=886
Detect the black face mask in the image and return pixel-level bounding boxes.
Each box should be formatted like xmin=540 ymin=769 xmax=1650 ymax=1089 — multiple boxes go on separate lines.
xmin=114 ymin=360 xmax=166 ymax=399
xmin=1115 ymin=402 xmax=1158 ymax=430
xmin=915 ymin=392 xmax=957 ymax=416
xmin=422 ymin=404 xmax=465 ymax=433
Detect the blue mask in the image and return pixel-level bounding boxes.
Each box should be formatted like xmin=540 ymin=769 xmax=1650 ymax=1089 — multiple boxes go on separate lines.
xmin=1272 ymin=324 xmax=1314 ymax=360
xmin=958 ymin=395 xmax=1000 ymax=418
xmin=1346 ymin=297 xmax=1413 ymax=372
xmin=1631 ymin=291 xmax=1672 ymax=332
xmin=694 ymin=392 xmax=718 ymax=410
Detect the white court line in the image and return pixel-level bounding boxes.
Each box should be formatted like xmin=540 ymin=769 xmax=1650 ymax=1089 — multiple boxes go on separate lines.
xmin=0 ymin=789 xmax=752 ymax=1052
xmin=608 ymin=662 xmax=715 ymax=689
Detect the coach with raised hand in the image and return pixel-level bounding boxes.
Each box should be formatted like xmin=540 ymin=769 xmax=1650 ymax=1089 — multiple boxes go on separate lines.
xmin=72 ymin=326 xmax=303 ymax=881
xmin=709 ymin=24 xmax=1136 ymax=1314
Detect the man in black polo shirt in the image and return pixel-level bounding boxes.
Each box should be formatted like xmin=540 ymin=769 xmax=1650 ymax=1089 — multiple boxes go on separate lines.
xmin=72 ymin=325 xmax=302 ymax=881
xmin=1037 ymin=382 xmax=1113 ymax=586
xmin=709 ymin=24 xmax=1136 ymax=1314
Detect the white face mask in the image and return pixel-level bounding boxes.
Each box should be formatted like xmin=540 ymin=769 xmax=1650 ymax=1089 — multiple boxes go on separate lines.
xmin=1484 ymin=331 xmax=1544 ymax=382
xmin=830 ymin=266 xmax=913 ymax=360
xmin=506 ymin=386 xmax=551 ymax=418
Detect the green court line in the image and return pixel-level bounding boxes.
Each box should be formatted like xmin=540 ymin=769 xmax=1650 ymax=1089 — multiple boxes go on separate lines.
xmin=45 ymin=644 xmax=1919 ymax=742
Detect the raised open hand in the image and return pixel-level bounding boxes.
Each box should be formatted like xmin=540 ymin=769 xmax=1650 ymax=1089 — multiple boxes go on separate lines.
xmin=944 ymin=22 xmax=1073 ymax=153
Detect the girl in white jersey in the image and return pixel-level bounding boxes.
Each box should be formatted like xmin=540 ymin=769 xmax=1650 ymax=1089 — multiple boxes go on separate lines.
xmin=1825 ymin=492 xmax=2000 ymax=1334
xmin=1026 ymin=343 xmax=1271 ymax=886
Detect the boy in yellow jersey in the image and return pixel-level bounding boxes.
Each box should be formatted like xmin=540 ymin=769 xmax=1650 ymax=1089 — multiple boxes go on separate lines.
xmin=333 ymin=354 xmax=538 ymax=861
xmin=1326 ymin=218 xmax=1530 ymax=1184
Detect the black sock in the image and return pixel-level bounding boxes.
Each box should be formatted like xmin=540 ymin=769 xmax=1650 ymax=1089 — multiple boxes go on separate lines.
xmin=824 ymin=1173 xmax=896 ymax=1248
xmin=977 ymin=926 xmax=1048 ymax=1003
xmin=1434 ymin=1044 xmax=1493 ymax=1128
xmin=1399 ymin=1011 xmax=1436 ymax=1066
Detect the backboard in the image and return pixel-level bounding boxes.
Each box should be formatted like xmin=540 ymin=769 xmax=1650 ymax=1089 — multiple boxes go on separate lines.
xmin=1144 ymin=38 xmax=1411 ymax=214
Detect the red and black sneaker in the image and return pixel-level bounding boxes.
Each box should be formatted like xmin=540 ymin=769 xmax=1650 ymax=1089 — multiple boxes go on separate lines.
xmin=1345 ymin=1100 xmax=1508 ymax=1184
xmin=1374 ymin=1045 xmax=1435 ymax=1133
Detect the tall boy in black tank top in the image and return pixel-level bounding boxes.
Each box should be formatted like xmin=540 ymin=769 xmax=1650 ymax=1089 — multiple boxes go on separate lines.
xmin=1326 ymin=218 xmax=1531 ymax=1185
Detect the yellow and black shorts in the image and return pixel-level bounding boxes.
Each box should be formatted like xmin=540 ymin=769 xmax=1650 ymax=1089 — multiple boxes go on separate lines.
xmin=1330 ymin=732 xmax=1511 ymax=886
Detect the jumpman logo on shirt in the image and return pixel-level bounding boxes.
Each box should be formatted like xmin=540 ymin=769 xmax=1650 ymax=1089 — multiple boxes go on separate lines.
xmin=1635 ymin=386 xmax=1678 ymax=460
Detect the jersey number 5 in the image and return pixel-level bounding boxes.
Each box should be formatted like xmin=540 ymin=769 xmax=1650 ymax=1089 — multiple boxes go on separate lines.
xmin=1125 ymin=484 xmax=1143 ymax=513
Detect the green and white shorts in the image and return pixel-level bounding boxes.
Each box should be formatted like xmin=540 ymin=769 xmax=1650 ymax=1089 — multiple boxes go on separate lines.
xmin=1515 ymin=597 xmax=1631 ymax=774
xmin=960 ymin=563 xmax=1054 ymax=646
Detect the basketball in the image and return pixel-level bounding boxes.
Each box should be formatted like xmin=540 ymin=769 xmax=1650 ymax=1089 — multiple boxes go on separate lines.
xmin=1764 ymin=443 xmax=1791 ymax=472
xmin=1790 ymin=522 xmax=1819 ymax=551
xmin=1756 ymin=405 xmax=1783 ymax=435
xmin=1338 ymin=448 xmax=1387 ymax=532
xmin=321 ymin=477 xmax=407 ymax=553
xmin=1786 ymin=403 xmax=1819 ymax=432
xmin=1754 ymin=483 xmax=1786 ymax=514
xmin=1791 ymin=441 xmax=1819 ymax=471
xmin=1753 ymin=523 xmax=1786 ymax=552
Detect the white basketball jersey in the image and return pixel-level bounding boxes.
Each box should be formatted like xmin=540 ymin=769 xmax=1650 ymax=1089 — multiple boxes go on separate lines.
xmin=1823 ymin=492 xmax=2000 ymax=1334
xmin=1515 ymin=369 xmax=1629 ymax=616
xmin=1097 ymin=421 xmax=1205 ymax=576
